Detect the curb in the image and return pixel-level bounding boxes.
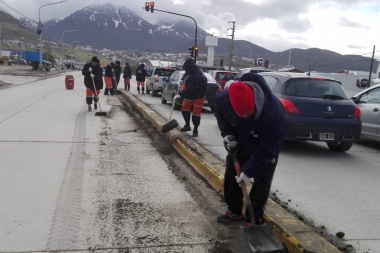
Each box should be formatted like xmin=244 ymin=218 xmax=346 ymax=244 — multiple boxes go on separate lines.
xmin=120 ymin=90 xmax=342 ymax=253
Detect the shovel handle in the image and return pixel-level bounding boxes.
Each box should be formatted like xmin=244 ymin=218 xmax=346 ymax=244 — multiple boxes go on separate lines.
xmin=223 ymin=141 xmax=256 ymax=224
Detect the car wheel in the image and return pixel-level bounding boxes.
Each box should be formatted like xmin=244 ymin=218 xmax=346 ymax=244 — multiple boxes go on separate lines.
xmin=327 ymin=142 xmax=353 ymax=152
xmin=161 ymin=93 xmax=167 ymax=104
xmin=146 ymin=87 xmax=151 ymax=94
xmin=152 ymin=89 xmax=157 ymax=97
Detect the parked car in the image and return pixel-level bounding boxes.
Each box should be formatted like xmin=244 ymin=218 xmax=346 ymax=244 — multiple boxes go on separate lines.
xmin=258 ymin=72 xmax=362 ymax=152
xmin=161 ymin=70 xmax=222 ymax=112
xmin=146 ymin=67 xmax=176 ymax=97
xmin=224 ymin=67 xmax=272 ymax=89
xmin=208 ymin=70 xmax=237 ymax=90
xmin=351 ymin=84 xmax=380 ymax=142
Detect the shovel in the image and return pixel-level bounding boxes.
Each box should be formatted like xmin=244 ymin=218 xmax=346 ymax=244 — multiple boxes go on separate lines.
xmin=224 ymin=142 xmax=285 ymax=253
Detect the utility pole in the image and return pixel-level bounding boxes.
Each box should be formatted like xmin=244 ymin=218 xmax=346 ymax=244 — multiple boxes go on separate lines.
xmin=227 ymin=21 xmax=236 ymax=70
xmin=368 ymin=45 xmax=375 ymax=87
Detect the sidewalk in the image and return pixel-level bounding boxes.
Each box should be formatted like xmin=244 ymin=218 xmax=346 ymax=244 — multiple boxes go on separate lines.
xmin=118 ymin=89 xmax=342 ymax=253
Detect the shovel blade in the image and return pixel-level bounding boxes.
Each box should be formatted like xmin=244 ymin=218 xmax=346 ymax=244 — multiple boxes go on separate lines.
xmin=241 ymin=224 xmax=285 ymax=253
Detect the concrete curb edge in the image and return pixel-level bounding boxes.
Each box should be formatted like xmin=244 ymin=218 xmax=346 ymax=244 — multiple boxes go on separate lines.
xmin=120 ymin=91 xmax=342 ymax=253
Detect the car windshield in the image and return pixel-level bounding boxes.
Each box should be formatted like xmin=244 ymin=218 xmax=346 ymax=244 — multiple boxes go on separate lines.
xmin=215 ymin=72 xmax=235 ymax=81
xmin=283 ymin=78 xmax=349 ymax=99
xmin=204 ymin=73 xmax=216 ymax=83
xmin=154 ymin=68 xmax=175 ymax=76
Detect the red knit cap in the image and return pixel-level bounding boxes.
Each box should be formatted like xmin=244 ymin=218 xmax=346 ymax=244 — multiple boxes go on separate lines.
xmin=228 ymin=81 xmax=255 ymax=115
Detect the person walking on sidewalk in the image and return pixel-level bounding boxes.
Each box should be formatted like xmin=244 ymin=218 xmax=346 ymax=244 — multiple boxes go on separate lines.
xmin=214 ymin=73 xmax=287 ymax=225
xmin=135 ymin=63 xmax=148 ymax=95
xmin=114 ymin=61 xmax=122 ymax=90
xmin=123 ymin=62 xmax=132 ymax=91
xmin=173 ymin=58 xmax=207 ymax=137
xmin=104 ymin=62 xmax=115 ymax=96
xmin=82 ymin=56 xmax=104 ymax=112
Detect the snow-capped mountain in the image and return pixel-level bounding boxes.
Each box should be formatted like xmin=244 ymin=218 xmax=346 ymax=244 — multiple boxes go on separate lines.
xmin=42 ymin=4 xmax=208 ymax=52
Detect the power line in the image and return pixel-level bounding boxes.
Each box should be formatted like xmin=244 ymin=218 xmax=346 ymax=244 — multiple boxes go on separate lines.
xmin=0 ymin=0 xmax=37 ymax=23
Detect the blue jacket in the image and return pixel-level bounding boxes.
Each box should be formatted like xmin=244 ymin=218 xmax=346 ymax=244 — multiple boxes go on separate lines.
xmin=179 ymin=58 xmax=207 ymax=99
xmin=215 ymin=73 xmax=287 ymax=178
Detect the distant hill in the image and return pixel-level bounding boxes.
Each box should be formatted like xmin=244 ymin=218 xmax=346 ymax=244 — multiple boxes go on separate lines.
xmin=2 ymin=5 xmax=378 ymax=73
xmin=0 ymin=11 xmax=39 ymax=44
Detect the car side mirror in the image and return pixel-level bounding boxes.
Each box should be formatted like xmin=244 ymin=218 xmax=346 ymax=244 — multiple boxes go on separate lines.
xmin=350 ymin=97 xmax=358 ymax=103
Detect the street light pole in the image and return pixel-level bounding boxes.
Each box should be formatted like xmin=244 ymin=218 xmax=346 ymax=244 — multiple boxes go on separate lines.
xmin=38 ymin=0 xmax=67 ymax=68
xmin=146 ymin=8 xmax=198 ymax=62
xmin=60 ymin=30 xmax=78 ymax=70
xmin=70 ymin=41 xmax=81 ymax=69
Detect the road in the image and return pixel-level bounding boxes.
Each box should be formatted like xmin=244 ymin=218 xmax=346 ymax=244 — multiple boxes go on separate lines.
xmin=130 ymin=76 xmax=380 ymax=253
xmin=0 ymin=71 xmax=254 ymax=253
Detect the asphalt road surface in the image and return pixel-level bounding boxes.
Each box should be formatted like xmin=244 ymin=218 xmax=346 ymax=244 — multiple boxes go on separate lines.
xmin=0 ymin=71 xmax=255 ymax=253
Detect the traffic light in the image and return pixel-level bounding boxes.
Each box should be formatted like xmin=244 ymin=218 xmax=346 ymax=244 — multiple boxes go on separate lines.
xmin=150 ymin=2 xmax=155 ymax=13
xmin=145 ymin=2 xmax=150 ymax=11
xmin=194 ymin=46 xmax=199 ymax=57
xmin=189 ymin=46 xmax=194 ymax=57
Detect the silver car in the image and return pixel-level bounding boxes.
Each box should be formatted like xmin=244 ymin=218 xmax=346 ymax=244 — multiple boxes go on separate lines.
xmin=351 ymin=84 xmax=380 ymax=142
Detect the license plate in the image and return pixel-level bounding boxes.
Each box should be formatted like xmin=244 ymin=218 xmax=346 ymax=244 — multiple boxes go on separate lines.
xmin=319 ymin=133 xmax=334 ymax=140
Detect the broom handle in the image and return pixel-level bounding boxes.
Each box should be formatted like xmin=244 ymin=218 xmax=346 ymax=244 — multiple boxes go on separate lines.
xmin=169 ymin=85 xmax=181 ymax=120
xmin=90 ymin=69 xmax=102 ymax=111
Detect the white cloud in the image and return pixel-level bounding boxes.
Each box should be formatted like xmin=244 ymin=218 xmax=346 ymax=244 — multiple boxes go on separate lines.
xmin=1 ymin=0 xmax=379 ymax=58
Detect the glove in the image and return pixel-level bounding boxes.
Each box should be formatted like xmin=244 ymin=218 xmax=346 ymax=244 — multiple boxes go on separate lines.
xmin=236 ymin=172 xmax=253 ymax=185
xmin=90 ymin=74 xmax=94 ymax=78
xmin=173 ymin=95 xmax=181 ymax=101
xmin=88 ymin=67 xmax=92 ymax=72
xmin=223 ymin=135 xmax=237 ymax=148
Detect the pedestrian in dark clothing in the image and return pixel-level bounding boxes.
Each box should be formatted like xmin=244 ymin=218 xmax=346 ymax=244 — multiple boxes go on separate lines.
xmin=173 ymin=58 xmax=207 ymax=137
xmin=135 ymin=63 xmax=148 ymax=94
xmin=104 ymin=63 xmax=115 ymax=96
xmin=123 ymin=62 xmax=132 ymax=91
xmin=215 ymin=73 xmax=287 ymax=225
xmin=82 ymin=56 xmax=104 ymax=112
xmin=114 ymin=61 xmax=122 ymax=90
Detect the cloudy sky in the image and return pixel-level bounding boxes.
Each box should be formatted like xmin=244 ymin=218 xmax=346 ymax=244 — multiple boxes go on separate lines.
xmin=1 ymin=0 xmax=379 ymax=58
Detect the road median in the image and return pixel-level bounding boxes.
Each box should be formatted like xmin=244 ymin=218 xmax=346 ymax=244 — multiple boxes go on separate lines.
xmin=120 ymin=90 xmax=342 ymax=253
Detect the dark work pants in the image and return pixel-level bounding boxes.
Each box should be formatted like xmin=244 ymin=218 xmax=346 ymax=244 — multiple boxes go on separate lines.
xmin=224 ymin=154 xmax=277 ymax=221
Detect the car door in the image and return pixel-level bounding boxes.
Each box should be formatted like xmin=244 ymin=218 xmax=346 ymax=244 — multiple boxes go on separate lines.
xmin=357 ymin=87 xmax=380 ymax=138
xmin=168 ymin=71 xmax=179 ymax=102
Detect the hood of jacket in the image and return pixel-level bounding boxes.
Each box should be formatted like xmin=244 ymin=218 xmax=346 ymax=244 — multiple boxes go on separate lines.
xmin=183 ymin=58 xmax=196 ymax=74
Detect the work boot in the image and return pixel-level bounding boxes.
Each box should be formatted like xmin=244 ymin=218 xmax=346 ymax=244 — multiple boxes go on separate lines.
xmin=192 ymin=131 xmax=198 ymax=137
xmin=88 ymin=106 xmax=92 ymax=112
xmin=142 ymin=87 xmax=145 ymax=95
xmin=180 ymin=125 xmax=191 ymax=132
xmin=217 ymin=210 xmax=244 ymax=222
xmin=94 ymin=103 xmax=98 ymax=110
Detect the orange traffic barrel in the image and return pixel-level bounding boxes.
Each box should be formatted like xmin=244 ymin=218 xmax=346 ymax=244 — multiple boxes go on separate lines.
xmin=65 ymin=75 xmax=74 ymax=90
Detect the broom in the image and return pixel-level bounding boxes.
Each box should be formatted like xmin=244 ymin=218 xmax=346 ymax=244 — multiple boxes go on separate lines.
xmin=89 ymin=67 xmax=107 ymax=116
xmin=161 ymin=89 xmax=180 ymax=133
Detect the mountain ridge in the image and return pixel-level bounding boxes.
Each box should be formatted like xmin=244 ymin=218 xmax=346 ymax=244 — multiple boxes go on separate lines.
xmin=1 ymin=5 xmax=378 ymax=73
